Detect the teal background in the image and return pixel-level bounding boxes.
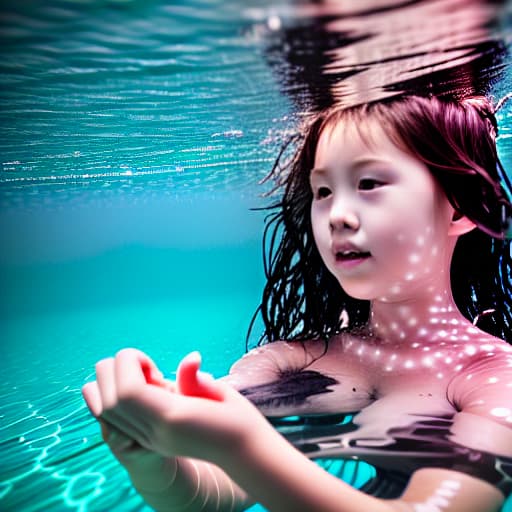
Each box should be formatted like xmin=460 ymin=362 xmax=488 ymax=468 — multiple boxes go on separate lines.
xmin=1 ymin=1 xmax=511 ymax=510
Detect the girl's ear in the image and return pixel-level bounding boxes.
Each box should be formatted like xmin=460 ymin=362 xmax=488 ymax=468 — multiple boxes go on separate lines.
xmin=448 ymin=211 xmax=476 ymax=237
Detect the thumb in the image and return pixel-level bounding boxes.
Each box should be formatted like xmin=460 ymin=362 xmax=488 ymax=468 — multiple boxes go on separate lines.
xmin=176 ymin=351 xmax=224 ymax=401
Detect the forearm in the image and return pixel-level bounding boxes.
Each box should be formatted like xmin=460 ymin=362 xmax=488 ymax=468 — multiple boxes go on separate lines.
xmin=128 ymin=456 xmax=252 ymax=512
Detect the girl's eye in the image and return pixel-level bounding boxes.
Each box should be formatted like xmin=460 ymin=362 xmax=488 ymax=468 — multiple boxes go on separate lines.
xmin=315 ymin=186 xmax=331 ymax=199
xmin=358 ymin=178 xmax=384 ymax=191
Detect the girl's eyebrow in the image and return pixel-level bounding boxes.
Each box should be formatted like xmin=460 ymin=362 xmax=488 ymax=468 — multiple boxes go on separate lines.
xmin=311 ymin=156 xmax=392 ymax=176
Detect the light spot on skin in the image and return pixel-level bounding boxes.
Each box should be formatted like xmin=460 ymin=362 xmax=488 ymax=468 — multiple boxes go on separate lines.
xmin=409 ymin=253 xmax=421 ymax=264
xmin=390 ymin=354 xmax=398 ymax=361
xmin=411 ymin=342 xmax=420 ymax=348
xmin=385 ymin=366 xmax=394 ymax=372
xmin=464 ymin=346 xmax=477 ymax=356
xmin=490 ymin=407 xmax=511 ymax=418
xmin=423 ymin=346 xmax=431 ymax=352
xmin=404 ymin=360 xmax=415 ymax=369
xmin=434 ymin=352 xmax=443 ymax=358
xmin=422 ymin=357 xmax=434 ymax=367
xmin=454 ymin=364 xmax=463 ymax=371
xmin=488 ymin=377 xmax=499 ymax=384
xmin=408 ymin=317 xmax=418 ymax=327
xmin=374 ymin=349 xmax=381 ymax=357
xmin=405 ymin=273 xmax=415 ymax=281
xmin=436 ymin=488 xmax=456 ymax=498
xmin=481 ymin=344 xmax=494 ymax=351
xmin=412 ymin=480 xmax=461 ymax=511
xmin=436 ymin=372 xmax=444 ymax=379
xmin=418 ymin=328 xmax=428 ymax=337
xmin=438 ymin=330 xmax=448 ymax=338
xmin=444 ymin=357 xmax=453 ymax=364
xmin=443 ymin=480 xmax=461 ymax=490
xmin=429 ymin=496 xmax=450 ymax=507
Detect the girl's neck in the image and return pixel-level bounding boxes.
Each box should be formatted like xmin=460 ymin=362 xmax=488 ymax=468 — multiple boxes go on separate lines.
xmin=367 ymin=290 xmax=473 ymax=345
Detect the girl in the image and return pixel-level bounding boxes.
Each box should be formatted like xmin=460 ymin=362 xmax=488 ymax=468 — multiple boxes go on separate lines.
xmin=83 ymin=95 xmax=512 ymax=512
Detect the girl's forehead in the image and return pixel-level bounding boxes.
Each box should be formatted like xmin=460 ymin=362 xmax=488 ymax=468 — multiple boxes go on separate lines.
xmin=316 ymin=117 xmax=398 ymax=156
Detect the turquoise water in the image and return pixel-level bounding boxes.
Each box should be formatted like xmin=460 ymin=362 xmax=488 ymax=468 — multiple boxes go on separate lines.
xmin=2 ymin=1 xmax=512 ymax=510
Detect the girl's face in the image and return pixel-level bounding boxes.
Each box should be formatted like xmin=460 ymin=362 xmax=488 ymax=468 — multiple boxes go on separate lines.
xmin=310 ymin=119 xmax=457 ymax=302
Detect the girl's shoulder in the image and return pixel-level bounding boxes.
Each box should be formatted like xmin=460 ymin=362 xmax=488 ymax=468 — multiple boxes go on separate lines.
xmin=223 ymin=335 xmax=374 ymax=416
xmin=446 ymin=336 xmax=512 ymax=428
xmin=224 ymin=338 xmax=331 ymax=389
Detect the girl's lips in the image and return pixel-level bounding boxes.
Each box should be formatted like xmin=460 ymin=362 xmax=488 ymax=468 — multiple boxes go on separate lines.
xmin=334 ymin=251 xmax=372 ymax=268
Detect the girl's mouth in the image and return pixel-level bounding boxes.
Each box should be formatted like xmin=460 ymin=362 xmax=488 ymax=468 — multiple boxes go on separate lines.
xmin=336 ymin=251 xmax=371 ymax=261
xmin=335 ymin=250 xmax=372 ymax=267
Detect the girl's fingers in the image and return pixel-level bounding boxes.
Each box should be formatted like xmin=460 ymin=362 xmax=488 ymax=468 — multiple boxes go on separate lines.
xmin=99 ymin=420 xmax=148 ymax=458
xmin=95 ymin=357 xmax=117 ymax=410
xmin=101 ymin=407 xmax=154 ymax=448
xmin=82 ymin=381 xmax=103 ymax=417
xmin=82 ymin=381 xmax=150 ymax=449
xmin=177 ymin=351 xmax=224 ymax=401
xmin=114 ymin=348 xmax=162 ymax=398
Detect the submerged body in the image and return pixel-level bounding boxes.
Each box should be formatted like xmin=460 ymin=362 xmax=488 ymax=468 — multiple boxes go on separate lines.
xmin=229 ymin=331 xmax=512 ymax=499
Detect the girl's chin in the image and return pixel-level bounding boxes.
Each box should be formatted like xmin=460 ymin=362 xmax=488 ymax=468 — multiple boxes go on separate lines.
xmin=339 ymin=282 xmax=418 ymax=303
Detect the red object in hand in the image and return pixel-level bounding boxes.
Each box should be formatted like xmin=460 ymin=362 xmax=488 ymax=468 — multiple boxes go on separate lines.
xmin=177 ymin=351 xmax=224 ymax=402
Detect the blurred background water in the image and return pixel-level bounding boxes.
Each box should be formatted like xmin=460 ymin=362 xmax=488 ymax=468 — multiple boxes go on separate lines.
xmin=1 ymin=0 xmax=512 ymax=510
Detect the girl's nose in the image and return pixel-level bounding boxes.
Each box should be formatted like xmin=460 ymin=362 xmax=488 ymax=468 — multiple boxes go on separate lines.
xmin=329 ymin=206 xmax=360 ymax=232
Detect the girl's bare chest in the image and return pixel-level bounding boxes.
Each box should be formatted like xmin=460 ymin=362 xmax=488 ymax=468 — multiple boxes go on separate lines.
xmin=303 ymin=342 xmax=459 ymax=415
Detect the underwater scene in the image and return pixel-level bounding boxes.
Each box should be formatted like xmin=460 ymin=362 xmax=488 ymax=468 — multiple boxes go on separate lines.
xmin=1 ymin=0 xmax=512 ymax=510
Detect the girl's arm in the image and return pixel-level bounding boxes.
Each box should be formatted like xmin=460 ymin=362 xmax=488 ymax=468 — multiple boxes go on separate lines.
xmin=82 ymin=350 xmax=254 ymax=512
xmin=128 ymin=455 xmax=251 ymax=512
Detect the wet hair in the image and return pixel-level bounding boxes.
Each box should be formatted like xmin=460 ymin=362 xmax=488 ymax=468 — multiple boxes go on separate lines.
xmin=249 ymin=95 xmax=512 ymax=345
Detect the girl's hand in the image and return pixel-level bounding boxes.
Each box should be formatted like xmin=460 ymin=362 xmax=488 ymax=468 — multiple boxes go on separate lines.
xmin=82 ymin=348 xmax=269 ymax=467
